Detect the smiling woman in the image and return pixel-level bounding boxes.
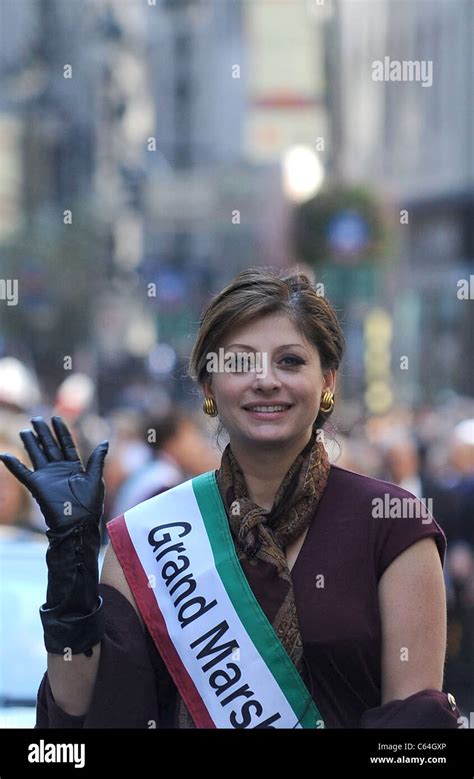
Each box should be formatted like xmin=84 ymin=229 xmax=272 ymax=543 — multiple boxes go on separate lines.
xmin=2 ymin=267 xmax=461 ymax=729
xmin=175 ymin=267 xmax=458 ymax=728
xmin=188 ymin=271 xmax=342 ymax=516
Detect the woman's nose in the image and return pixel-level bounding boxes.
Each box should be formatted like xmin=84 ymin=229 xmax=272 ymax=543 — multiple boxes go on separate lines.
xmin=251 ymin=366 xmax=281 ymax=391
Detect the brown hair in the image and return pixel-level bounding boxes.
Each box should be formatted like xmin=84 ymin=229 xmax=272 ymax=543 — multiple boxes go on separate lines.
xmin=188 ymin=267 xmax=345 ymax=430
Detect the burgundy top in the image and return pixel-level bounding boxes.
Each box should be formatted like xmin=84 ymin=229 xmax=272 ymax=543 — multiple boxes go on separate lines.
xmin=35 ymin=465 xmax=457 ymax=729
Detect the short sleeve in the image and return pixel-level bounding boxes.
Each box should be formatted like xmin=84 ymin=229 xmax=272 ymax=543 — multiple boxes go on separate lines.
xmin=371 ymin=487 xmax=447 ymax=581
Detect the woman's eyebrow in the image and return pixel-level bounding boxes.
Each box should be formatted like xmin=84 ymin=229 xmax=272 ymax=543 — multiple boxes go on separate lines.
xmin=224 ymin=343 xmax=307 ymax=351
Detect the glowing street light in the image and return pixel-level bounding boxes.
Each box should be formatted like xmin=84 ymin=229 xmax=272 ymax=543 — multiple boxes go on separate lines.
xmin=281 ymin=145 xmax=324 ymax=204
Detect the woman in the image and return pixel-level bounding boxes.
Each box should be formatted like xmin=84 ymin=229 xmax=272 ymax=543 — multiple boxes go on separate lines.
xmin=0 ymin=269 xmax=461 ymax=728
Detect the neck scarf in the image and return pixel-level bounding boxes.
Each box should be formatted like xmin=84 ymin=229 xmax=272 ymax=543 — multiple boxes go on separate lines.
xmin=176 ymin=423 xmax=331 ymax=727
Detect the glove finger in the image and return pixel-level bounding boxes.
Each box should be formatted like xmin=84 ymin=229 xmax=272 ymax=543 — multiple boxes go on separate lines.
xmin=19 ymin=429 xmax=48 ymax=469
xmin=85 ymin=441 xmax=109 ymax=480
xmin=51 ymin=416 xmax=81 ymax=462
xmin=0 ymin=453 xmax=34 ymax=488
xmin=31 ymin=417 xmax=63 ymax=462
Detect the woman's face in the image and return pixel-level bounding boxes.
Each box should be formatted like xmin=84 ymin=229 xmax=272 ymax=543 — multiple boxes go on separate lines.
xmin=204 ymin=313 xmax=335 ymax=450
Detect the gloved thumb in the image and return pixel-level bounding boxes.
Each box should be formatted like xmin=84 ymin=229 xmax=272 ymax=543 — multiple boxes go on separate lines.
xmin=0 ymin=453 xmax=33 ymax=488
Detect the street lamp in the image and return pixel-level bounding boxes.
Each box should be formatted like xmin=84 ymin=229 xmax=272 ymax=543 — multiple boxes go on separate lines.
xmin=282 ymin=145 xmax=325 ymax=203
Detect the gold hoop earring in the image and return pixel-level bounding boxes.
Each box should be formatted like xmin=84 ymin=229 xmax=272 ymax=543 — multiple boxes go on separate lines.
xmin=203 ymin=397 xmax=218 ymax=417
xmin=320 ymin=390 xmax=335 ymax=413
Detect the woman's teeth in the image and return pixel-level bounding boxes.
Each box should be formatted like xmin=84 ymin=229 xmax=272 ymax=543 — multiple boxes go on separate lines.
xmin=247 ymin=406 xmax=287 ymax=412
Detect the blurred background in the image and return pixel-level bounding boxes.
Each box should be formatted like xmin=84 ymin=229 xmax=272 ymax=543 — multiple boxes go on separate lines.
xmin=0 ymin=0 xmax=472 ymax=727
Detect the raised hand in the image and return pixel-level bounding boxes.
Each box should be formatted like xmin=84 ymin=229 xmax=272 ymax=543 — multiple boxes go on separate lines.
xmin=0 ymin=416 xmax=109 ymax=655
xmin=0 ymin=416 xmax=108 ymax=532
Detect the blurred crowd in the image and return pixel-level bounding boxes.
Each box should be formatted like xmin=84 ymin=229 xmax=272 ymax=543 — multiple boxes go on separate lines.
xmin=0 ymin=355 xmax=473 ymax=714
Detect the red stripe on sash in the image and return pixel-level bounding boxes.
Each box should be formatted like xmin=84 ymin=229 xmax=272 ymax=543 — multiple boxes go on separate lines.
xmin=107 ymin=514 xmax=215 ymax=728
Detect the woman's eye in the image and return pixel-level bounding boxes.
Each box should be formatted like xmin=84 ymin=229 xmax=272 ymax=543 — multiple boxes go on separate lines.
xmin=279 ymin=356 xmax=305 ymax=367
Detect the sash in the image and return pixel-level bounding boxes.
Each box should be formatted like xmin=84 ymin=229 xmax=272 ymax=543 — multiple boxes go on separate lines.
xmin=107 ymin=470 xmax=324 ymax=729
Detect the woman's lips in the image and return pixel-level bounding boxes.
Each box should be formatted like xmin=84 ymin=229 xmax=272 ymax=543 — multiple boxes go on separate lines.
xmin=243 ymin=405 xmax=292 ymax=419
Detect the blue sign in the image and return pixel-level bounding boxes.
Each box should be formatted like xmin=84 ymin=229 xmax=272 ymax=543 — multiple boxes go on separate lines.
xmin=327 ymin=211 xmax=370 ymax=263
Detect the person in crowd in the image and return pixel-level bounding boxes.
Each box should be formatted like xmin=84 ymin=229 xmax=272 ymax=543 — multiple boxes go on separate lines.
xmin=0 ymin=431 xmax=42 ymax=539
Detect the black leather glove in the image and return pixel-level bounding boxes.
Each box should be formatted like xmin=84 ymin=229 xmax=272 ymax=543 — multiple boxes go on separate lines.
xmin=0 ymin=416 xmax=109 ymax=656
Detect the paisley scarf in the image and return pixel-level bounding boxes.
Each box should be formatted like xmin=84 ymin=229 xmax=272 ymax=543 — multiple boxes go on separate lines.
xmin=176 ymin=423 xmax=331 ymax=727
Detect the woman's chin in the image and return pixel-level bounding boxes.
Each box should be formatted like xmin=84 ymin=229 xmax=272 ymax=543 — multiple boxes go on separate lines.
xmin=243 ymin=426 xmax=295 ymax=445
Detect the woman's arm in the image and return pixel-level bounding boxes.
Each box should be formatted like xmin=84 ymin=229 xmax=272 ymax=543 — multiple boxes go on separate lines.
xmin=378 ymin=536 xmax=447 ymax=704
xmin=47 ymin=644 xmax=102 ymax=717
xmin=100 ymin=541 xmax=144 ymax=631
xmin=47 ymin=542 xmax=144 ymax=717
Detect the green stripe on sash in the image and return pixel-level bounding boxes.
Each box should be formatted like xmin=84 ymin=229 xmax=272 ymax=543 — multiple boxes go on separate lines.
xmin=192 ymin=470 xmax=324 ymax=729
